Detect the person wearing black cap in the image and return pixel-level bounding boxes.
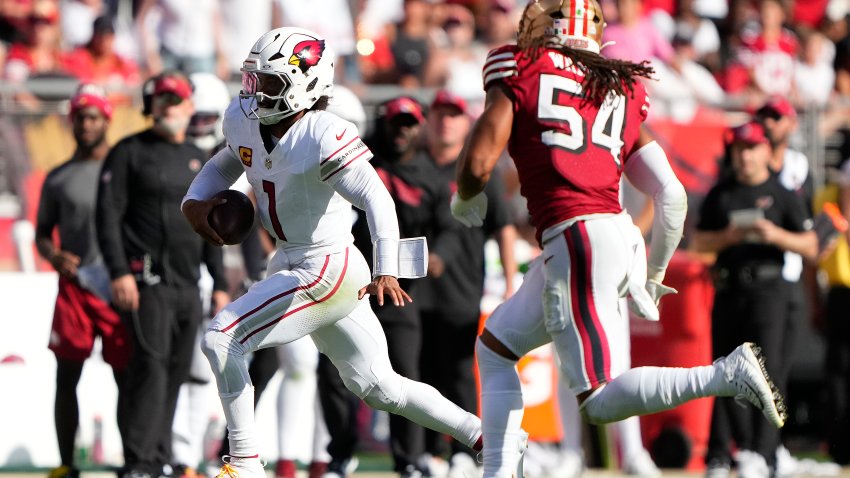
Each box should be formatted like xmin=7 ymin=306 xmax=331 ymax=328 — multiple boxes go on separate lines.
xmin=693 ymin=121 xmax=817 ymax=478
xmin=350 ymin=95 xmax=464 ymax=478
xmin=37 ymin=84 xmax=129 ymax=478
xmin=95 ymin=71 xmax=230 ymax=478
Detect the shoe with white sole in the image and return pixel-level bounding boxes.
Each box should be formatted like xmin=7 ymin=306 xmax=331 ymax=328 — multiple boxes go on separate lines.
xmin=214 ymin=456 xmax=266 ymax=478
xmin=623 ymin=449 xmax=661 ymax=478
xmin=720 ymin=342 xmax=787 ymax=428
xmin=516 ymin=432 xmax=528 ymax=478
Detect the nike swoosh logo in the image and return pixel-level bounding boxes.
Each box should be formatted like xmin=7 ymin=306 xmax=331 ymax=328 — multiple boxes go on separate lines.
xmin=336 ymin=129 xmax=347 ymax=140
xmin=544 ymin=255 xmax=554 ymax=265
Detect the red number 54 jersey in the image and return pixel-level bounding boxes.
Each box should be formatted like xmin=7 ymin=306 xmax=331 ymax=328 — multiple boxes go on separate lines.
xmin=484 ymin=44 xmax=649 ymax=243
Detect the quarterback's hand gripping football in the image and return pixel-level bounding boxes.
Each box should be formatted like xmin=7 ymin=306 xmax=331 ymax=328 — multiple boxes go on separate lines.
xmin=646 ymin=279 xmax=677 ymax=305
xmin=182 ymin=198 xmax=227 ymax=246
xmin=450 ymin=191 xmax=488 ymax=227
xmin=358 ymin=275 xmax=413 ymax=307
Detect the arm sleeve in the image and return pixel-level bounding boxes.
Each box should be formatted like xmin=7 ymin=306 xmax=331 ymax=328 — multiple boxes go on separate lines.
xmin=202 ymin=241 xmax=228 ymax=291
xmin=429 ymin=179 xmax=464 ymax=264
xmin=330 ymin=160 xmax=401 ymax=277
xmin=782 ymin=190 xmax=812 ymax=233
xmin=623 ymin=140 xmax=687 ymax=283
xmin=183 ymin=146 xmax=244 ymax=205
xmin=96 ymin=143 xmax=132 ymax=279
xmin=35 ymin=174 xmax=57 ymax=241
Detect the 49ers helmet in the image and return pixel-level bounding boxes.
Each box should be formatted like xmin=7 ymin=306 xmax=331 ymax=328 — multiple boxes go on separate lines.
xmin=240 ymin=27 xmax=335 ymax=125
xmin=517 ymin=0 xmax=605 ymax=53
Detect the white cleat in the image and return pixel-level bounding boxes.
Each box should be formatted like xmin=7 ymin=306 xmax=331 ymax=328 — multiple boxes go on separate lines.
xmin=721 ymin=343 xmax=787 ymax=428
xmin=623 ymin=449 xmax=661 ymax=478
xmin=215 ymin=456 xmax=267 ymax=478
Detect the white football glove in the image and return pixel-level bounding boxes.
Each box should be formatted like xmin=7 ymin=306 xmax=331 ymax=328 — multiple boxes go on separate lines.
xmin=646 ymin=279 xmax=677 ymax=305
xmin=450 ymin=191 xmax=488 ymax=227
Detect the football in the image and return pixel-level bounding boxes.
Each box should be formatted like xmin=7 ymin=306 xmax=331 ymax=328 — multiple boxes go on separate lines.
xmin=207 ymin=189 xmax=255 ymax=245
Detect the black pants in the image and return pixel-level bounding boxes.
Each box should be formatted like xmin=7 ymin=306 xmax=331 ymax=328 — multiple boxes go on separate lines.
xmin=420 ymin=308 xmax=479 ymax=458
xmin=119 ymin=284 xmax=201 ymax=476
xmin=374 ymin=297 xmax=424 ymax=471
xmin=318 ymin=353 xmax=361 ymax=465
xmin=825 ymin=286 xmax=850 ymax=464
xmin=706 ymin=279 xmax=789 ymax=467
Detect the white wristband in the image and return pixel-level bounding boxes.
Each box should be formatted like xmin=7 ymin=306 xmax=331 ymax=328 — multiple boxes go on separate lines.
xmin=373 ymin=238 xmax=400 ymax=278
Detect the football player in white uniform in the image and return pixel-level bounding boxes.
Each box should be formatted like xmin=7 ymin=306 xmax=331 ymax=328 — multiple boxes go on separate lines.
xmin=182 ymin=28 xmax=483 ymax=478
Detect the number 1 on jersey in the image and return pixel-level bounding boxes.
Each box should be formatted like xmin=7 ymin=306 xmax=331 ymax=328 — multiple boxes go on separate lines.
xmin=262 ymin=179 xmax=287 ymax=241
xmin=538 ymin=74 xmax=626 ymax=166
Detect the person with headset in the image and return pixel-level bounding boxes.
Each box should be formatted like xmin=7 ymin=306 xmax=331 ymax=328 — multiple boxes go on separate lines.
xmin=95 ymin=70 xmax=230 ymax=478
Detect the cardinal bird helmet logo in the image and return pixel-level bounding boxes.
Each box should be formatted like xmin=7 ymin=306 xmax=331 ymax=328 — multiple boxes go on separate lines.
xmin=289 ymin=39 xmax=326 ymax=74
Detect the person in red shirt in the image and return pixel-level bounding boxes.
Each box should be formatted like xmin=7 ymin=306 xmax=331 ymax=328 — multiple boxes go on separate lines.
xmin=3 ymin=5 xmax=68 ymax=82
xmin=64 ymin=16 xmax=141 ymax=93
xmin=450 ymin=1 xmax=788 ymax=477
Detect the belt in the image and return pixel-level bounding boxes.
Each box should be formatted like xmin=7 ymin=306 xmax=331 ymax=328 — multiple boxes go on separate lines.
xmin=714 ymin=264 xmax=783 ymax=287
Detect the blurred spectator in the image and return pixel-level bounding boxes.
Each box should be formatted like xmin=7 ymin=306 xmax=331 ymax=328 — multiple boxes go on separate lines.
xmin=694 ymin=121 xmax=816 ymax=478
xmin=170 ymin=72 xmax=233 ymax=478
xmin=4 ymin=2 xmax=69 ymax=82
xmin=135 ymin=0 xmax=229 ymax=79
xmin=96 ymin=71 xmax=229 ymax=478
xmin=419 ymin=90 xmax=516 ymax=477
xmin=275 ymin=0 xmax=359 ymax=83
xmin=675 ymin=0 xmax=721 ymax=68
xmin=60 ymin=0 xmax=107 ymax=48
xmin=795 ymin=29 xmax=836 ymax=107
xmin=648 ymin=30 xmax=725 ymax=122
xmin=482 ymin=0 xmax=519 ymax=51
xmin=64 ymin=16 xmax=140 ymax=93
xmin=730 ymin=0 xmax=799 ymax=102
xmin=425 ymin=5 xmax=487 ymax=102
xmin=355 ymin=96 xmax=463 ymax=477
xmin=834 ymin=13 xmax=850 ymax=96
xmin=755 ymin=97 xmax=815 ymax=473
xmin=220 ymin=0 xmax=275 ymax=79
xmin=36 ymin=84 xmax=129 ymax=478
xmin=0 ymin=0 xmax=34 ymax=45
xmin=792 ymin=0 xmax=829 ymax=30
xmin=385 ymin=0 xmax=434 ymax=87
xmin=602 ymin=0 xmax=674 ymax=66
xmin=819 ymin=158 xmax=850 ymax=465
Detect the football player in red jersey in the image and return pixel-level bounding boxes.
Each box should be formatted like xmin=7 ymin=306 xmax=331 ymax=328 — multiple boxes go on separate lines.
xmin=450 ymin=1 xmax=788 ymax=477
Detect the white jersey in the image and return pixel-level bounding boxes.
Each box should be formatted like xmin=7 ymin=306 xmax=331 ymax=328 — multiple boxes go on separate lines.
xmin=778 ymin=148 xmax=810 ymax=282
xmin=222 ymin=98 xmax=372 ymax=258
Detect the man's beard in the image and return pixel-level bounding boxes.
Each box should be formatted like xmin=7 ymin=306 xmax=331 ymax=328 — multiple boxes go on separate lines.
xmin=77 ymin=133 xmax=106 ymax=152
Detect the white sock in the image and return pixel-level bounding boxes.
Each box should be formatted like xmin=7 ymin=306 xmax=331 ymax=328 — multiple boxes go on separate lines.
xmin=277 ymin=367 xmax=317 ymax=461
xmin=617 ymin=416 xmax=646 ymax=462
xmin=581 ymin=364 xmax=727 ymax=424
xmin=478 ymin=339 xmax=525 ymax=478
xmin=395 ymin=376 xmax=483 ymax=448
xmin=202 ymin=330 xmax=258 ymax=458
xmin=221 ymin=386 xmax=259 ymax=457
xmin=557 ymin=374 xmax=582 ymax=453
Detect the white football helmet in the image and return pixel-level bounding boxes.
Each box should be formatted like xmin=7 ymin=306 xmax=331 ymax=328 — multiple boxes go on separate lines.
xmin=240 ymin=27 xmax=336 ymax=125
xmin=189 ymin=72 xmax=232 ymax=151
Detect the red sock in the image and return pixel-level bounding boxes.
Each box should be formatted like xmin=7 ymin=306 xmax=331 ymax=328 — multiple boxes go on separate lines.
xmin=308 ymin=461 xmax=328 ymax=478
xmin=276 ymin=459 xmax=296 ymax=478
xmin=473 ymin=435 xmax=483 ymax=452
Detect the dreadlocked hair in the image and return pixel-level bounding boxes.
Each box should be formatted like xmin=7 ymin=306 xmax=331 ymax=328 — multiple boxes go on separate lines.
xmin=521 ymin=40 xmax=655 ymax=106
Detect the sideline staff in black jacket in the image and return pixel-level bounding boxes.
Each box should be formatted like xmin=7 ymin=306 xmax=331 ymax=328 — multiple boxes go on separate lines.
xmin=96 ymin=71 xmax=229 ymax=478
